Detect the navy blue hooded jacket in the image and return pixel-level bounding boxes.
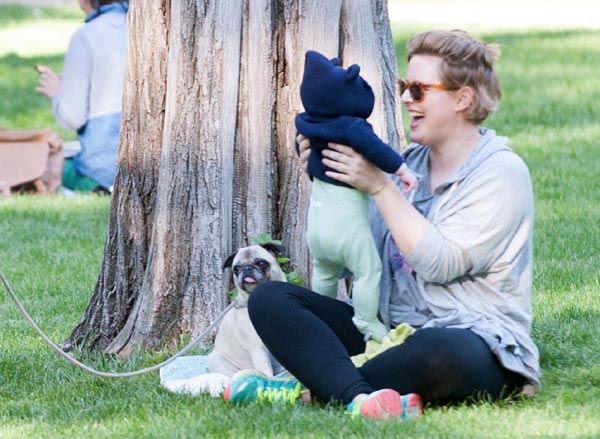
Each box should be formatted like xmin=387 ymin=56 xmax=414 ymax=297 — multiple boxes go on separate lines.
xmin=295 ymin=50 xmax=404 ymax=188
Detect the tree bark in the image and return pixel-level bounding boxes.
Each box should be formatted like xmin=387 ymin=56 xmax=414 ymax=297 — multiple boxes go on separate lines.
xmin=106 ymin=0 xmax=244 ymax=355
xmin=232 ymin=0 xmax=277 ymax=250
xmin=65 ymin=0 xmax=170 ymax=352
xmin=67 ymin=0 xmax=406 ymax=355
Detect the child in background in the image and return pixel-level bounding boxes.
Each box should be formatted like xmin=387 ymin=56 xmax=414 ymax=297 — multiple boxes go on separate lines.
xmin=35 ymin=0 xmax=128 ymax=193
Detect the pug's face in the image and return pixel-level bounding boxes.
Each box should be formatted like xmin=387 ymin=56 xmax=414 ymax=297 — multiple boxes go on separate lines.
xmin=223 ymin=244 xmax=286 ymax=293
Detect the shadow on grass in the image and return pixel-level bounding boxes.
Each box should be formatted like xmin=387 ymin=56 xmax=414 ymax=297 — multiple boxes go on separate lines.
xmin=535 ymin=308 xmax=600 ymax=369
xmin=0 ymin=195 xmax=111 ymax=245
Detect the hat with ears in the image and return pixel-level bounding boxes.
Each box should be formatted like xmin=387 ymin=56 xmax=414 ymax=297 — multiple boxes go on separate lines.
xmin=299 ymin=50 xmax=375 ymax=119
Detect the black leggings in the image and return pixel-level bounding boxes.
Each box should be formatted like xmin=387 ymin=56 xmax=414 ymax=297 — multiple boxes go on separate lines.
xmin=248 ymin=281 xmax=524 ymax=405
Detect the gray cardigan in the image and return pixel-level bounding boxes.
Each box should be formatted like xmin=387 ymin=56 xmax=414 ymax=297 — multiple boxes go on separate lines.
xmin=371 ymin=128 xmax=540 ymax=388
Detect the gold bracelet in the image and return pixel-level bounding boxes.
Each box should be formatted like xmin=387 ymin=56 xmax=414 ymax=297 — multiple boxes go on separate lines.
xmin=370 ymin=179 xmax=390 ymax=196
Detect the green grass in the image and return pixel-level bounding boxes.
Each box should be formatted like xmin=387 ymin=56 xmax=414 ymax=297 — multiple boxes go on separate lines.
xmin=1 ymin=6 xmax=600 ymax=438
xmin=0 ymin=4 xmax=80 ymax=27
xmin=0 ymin=4 xmax=80 ymax=138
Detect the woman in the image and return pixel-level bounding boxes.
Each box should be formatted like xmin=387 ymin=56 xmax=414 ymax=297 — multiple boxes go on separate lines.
xmin=224 ymin=29 xmax=540 ymax=421
xmin=36 ymin=0 xmax=128 ymax=192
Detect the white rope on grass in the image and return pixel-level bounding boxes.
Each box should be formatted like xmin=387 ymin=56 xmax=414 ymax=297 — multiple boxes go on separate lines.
xmin=0 ymin=270 xmax=235 ymax=378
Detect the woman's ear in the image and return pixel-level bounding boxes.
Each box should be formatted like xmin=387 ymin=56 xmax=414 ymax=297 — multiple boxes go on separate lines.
xmin=455 ymin=86 xmax=475 ymax=113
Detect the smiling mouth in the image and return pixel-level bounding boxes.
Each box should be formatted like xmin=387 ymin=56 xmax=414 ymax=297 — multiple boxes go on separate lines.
xmin=410 ymin=114 xmax=424 ymax=129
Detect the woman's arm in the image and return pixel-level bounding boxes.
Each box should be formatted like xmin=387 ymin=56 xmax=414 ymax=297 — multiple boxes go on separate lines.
xmin=320 ymin=142 xmax=429 ymax=256
xmin=405 ymin=154 xmax=534 ymax=284
xmin=311 ymin=142 xmax=533 ymax=285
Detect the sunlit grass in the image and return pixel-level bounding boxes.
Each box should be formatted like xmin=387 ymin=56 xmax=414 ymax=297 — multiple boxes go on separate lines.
xmin=0 ymin=21 xmax=79 ymax=57
xmin=0 ymin=4 xmax=82 ymax=137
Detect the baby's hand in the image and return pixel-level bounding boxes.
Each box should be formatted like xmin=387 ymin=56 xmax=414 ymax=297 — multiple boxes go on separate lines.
xmin=395 ymin=163 xmax=417 ymax=192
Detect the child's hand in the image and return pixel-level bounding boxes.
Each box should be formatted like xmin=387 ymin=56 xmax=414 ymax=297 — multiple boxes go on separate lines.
xmin=395 ymin=163 xmax=417 ymax=192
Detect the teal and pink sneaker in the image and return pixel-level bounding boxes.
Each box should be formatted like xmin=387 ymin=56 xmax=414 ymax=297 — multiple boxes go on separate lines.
xmin=223 ymin=369 xmax=303 ymax=404
xmin=401 ymin=392 xmax=424 ymax=420
xmin=346 ymin=389 xmax=423 ymax=421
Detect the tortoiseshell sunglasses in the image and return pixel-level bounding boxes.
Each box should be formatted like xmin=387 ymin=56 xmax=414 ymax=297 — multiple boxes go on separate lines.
xmin=397 ymin=79 xmax=453 ymax=102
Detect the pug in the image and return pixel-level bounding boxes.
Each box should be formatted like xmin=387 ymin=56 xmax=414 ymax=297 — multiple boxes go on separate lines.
xmin=207 ymin=243 xmax=287 ymax=377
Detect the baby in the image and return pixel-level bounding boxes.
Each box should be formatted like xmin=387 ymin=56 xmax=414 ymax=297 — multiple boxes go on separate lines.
xmin=295 ymin=50 xmax=416 ymax=341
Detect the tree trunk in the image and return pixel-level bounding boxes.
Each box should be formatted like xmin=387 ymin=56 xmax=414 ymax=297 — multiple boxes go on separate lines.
xmin=65 ymin=0 xmax=170 ymax=352
xmin=66 ymin=0 xmax=405 ymax=355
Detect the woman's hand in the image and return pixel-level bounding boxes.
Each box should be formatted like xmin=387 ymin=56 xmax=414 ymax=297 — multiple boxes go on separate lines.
xmin=35 ymin=65 xmax=61 ymax=99
xmin=296 ymin=134 xmax=311 ymax=174
xmin=322 ymin=142 xmax=389 ymax=194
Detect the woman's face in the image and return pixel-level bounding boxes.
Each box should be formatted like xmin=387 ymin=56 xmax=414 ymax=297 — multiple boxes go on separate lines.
xmin=401 ymin=54 xmax=459 ymax=148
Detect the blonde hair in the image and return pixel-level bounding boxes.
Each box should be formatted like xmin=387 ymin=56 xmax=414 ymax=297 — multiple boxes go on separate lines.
xmin=407 ymin=30 xmax=501 ymax=124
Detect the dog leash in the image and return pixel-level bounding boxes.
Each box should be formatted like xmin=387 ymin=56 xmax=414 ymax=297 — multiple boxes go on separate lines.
xmin=0 ymin=269 xmax=236 ymax=378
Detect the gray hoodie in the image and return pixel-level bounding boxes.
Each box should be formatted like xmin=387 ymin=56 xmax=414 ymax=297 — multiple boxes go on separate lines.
xmin=370 ymin=128 xmax=540 ymax=388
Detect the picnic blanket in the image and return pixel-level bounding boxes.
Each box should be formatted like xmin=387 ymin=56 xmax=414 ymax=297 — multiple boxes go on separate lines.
xmin=159 ymin=355 xmax=228 ymax=397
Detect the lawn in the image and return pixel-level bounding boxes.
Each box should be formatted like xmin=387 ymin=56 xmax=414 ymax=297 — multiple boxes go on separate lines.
xmin=1 ymin=4 xmax=599 ymax=439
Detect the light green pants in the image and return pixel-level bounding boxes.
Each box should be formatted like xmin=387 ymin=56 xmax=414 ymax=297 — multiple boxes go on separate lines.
xmin=306 ymin=179 xmax=388 ymax=341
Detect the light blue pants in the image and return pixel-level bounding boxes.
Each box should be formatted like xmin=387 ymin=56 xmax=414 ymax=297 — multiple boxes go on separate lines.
xmin=306 ymin=179 xmax=388 ymax=341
